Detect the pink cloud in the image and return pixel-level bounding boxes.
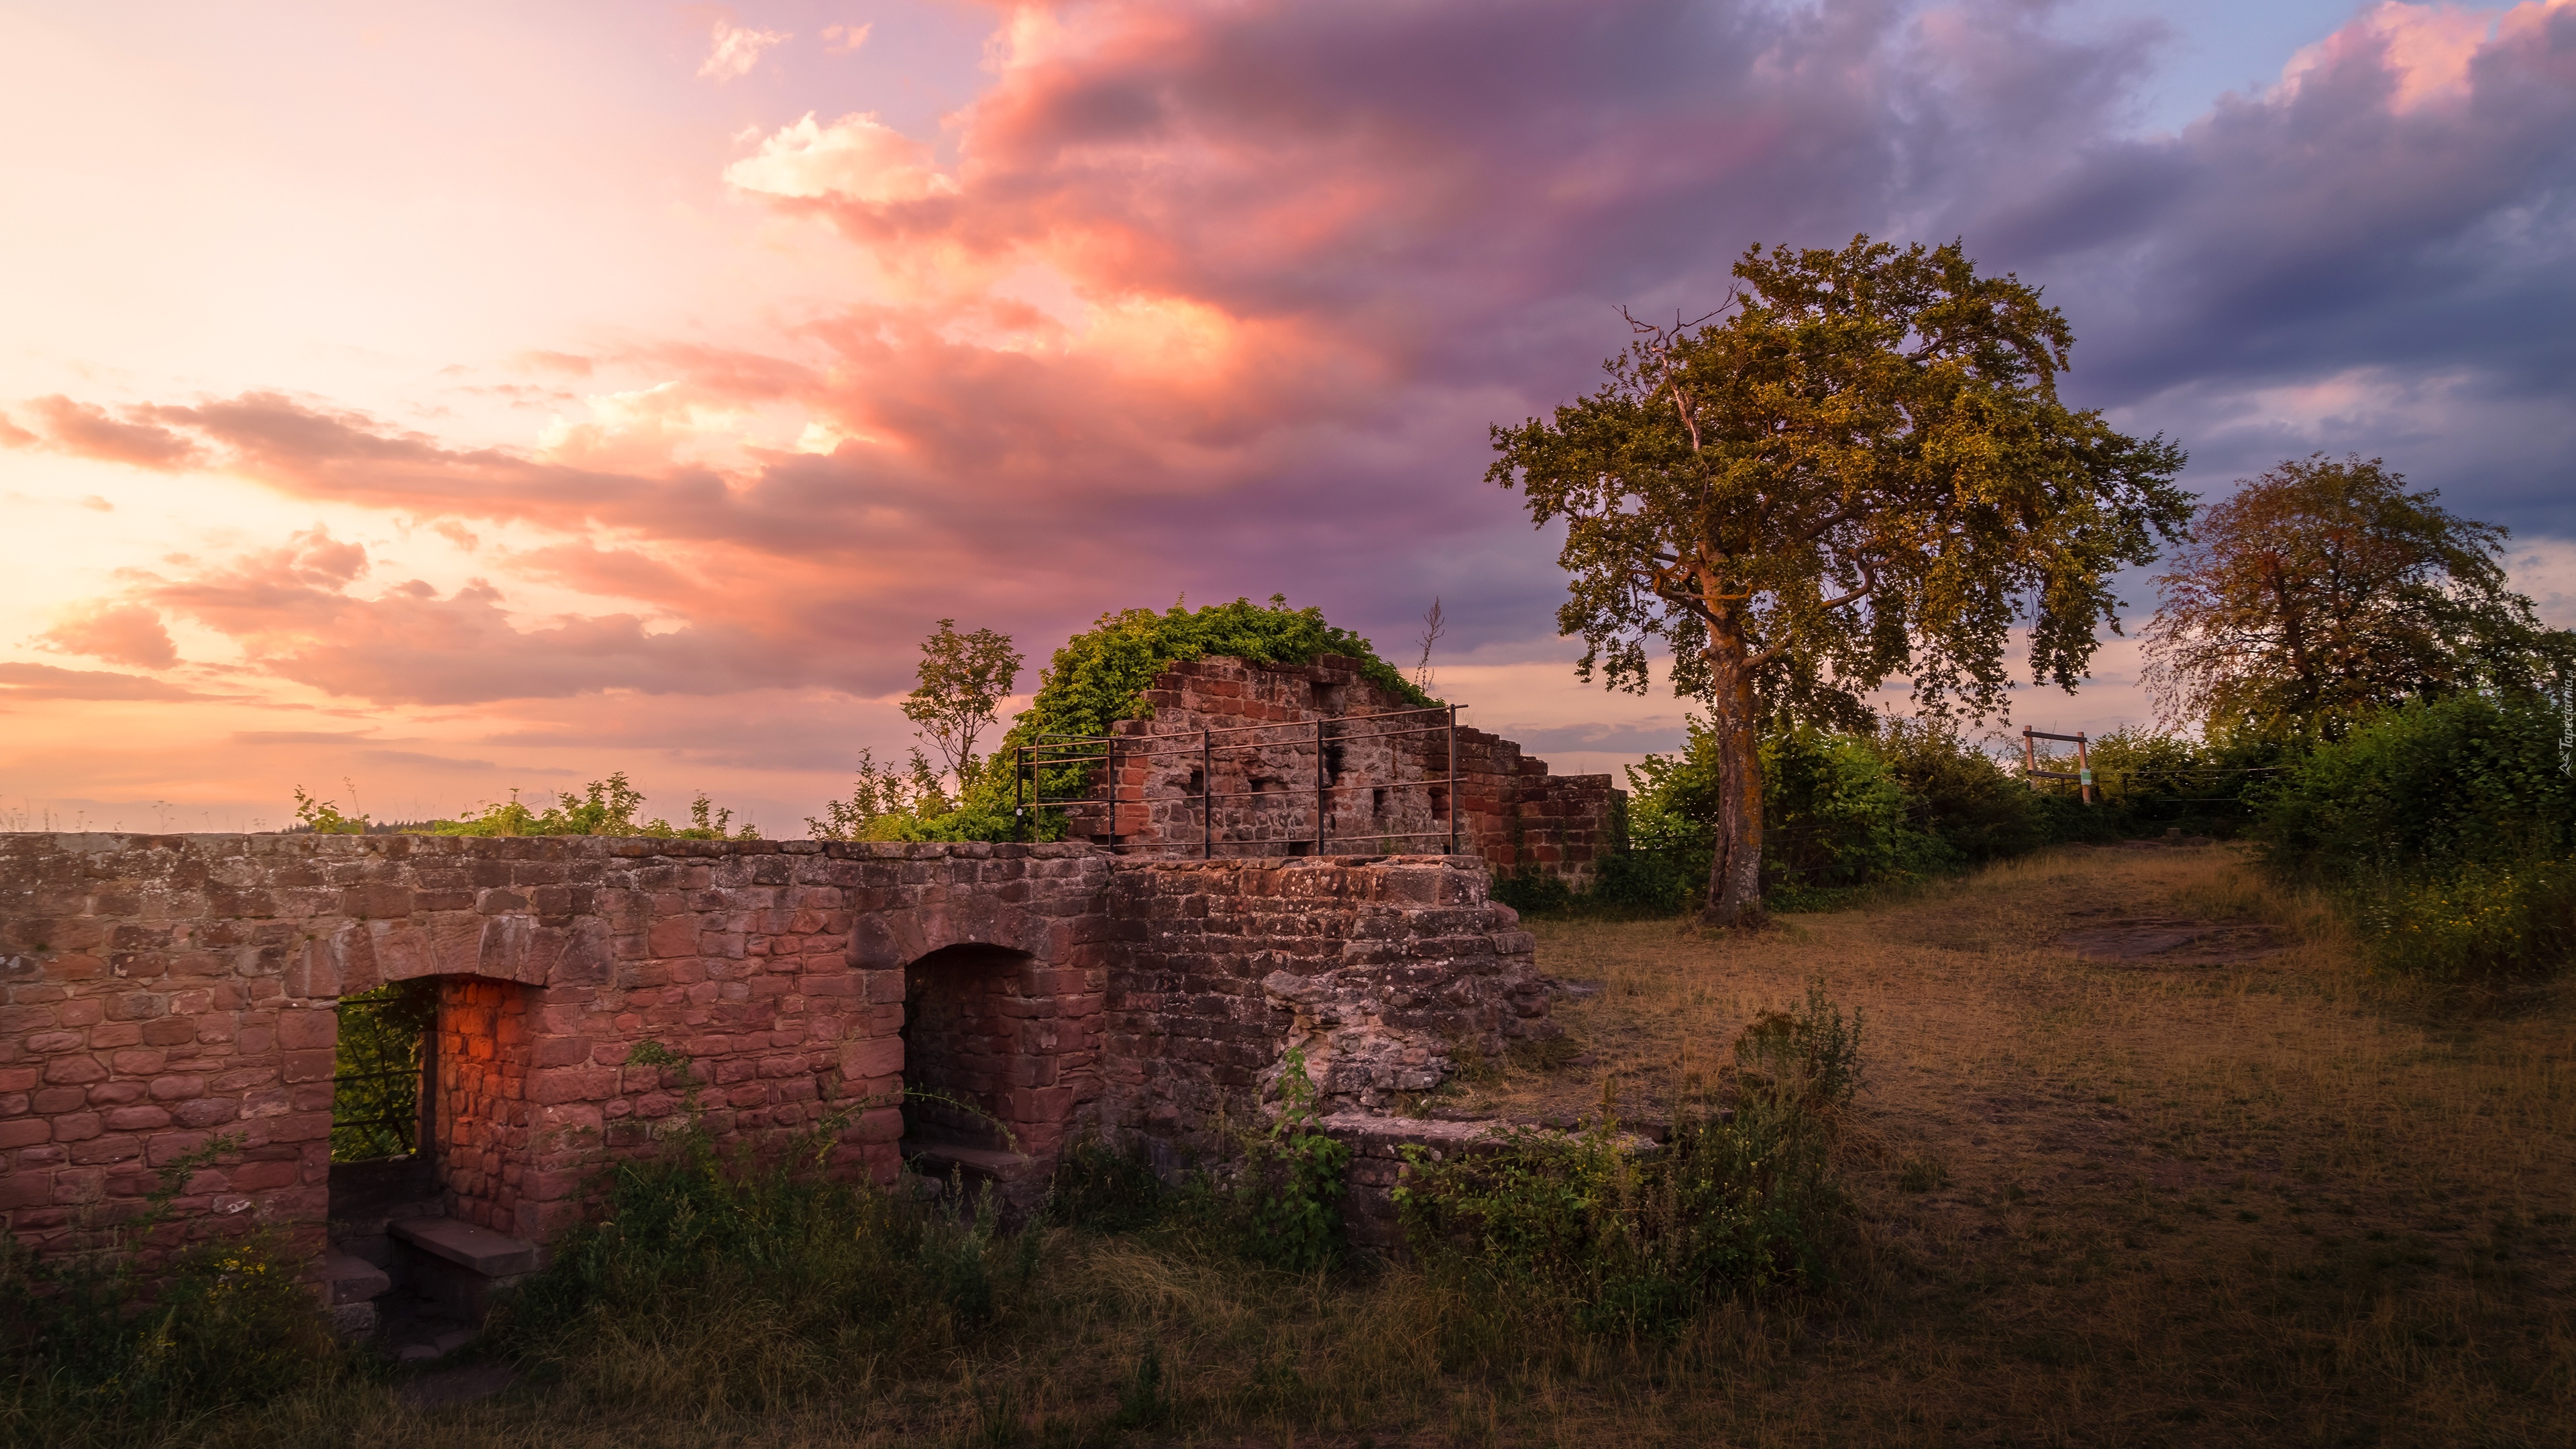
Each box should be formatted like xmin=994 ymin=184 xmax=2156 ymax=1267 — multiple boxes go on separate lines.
xmin=698 ymin=15 xmax=789 ymax=83
xmin=0 ymin=662 xmax=202 ymax=702
xmin=16 ymin=395 xmax=201 ymax=470
xmin=35 ymin=602 xmax=178 ymax=669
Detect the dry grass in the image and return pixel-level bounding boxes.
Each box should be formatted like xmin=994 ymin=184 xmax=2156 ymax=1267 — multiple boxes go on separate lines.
xmin=56 ymin=845 xmax=2575 ymax=1448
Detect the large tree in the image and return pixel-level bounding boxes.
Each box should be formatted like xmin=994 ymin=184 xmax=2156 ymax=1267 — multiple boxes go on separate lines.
xmin=2142 ymin=454 xmax=2563 ymax=740
xmin=1490 ymin=236 xmax=2190 ymax=927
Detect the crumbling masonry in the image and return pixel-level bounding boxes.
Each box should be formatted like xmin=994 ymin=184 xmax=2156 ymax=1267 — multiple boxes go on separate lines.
xmin=0 ymin=657 xmax=1613 ymax=1297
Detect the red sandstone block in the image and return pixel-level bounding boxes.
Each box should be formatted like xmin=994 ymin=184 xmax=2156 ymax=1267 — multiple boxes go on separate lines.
xmin=266 ymin=1110 xmax=333 ymax=1144
xmin=276 ymin=1010 xmax=335 ymax=1050
xmin=31 ymin=1087 xmax=86 ymax=1113
xmin=103 ymin=1106 xmax=170 ymax=1132
xmin=227 ymin=1159 xmax=299 ymax=1191
xmin=148 ymin=1074 xmax=207 ymax=1102
xmin=0 ymin=1069 xmax=38 ymax=1093
xmin=280 ymin=1049 xmax=334 ymax=1084
xmin=854 ymin=1106 xmax=902 ymax=1143
xmin=108 ymin=1049 xmax=165 ymax=1075
xmin=839 ymin=1037 xmax=902 ymax=1080
xmin=43 ymin=1055 xmax=107 ymax=1085
xmin=23 ymin=1030 xmax=83 ymax=1055
xmin=0 ymin=1118 xmax=49 ymax=1148
xmin=68 ymin=1133 xmax=142 ymax=1166
xmin=0 ymin=1171 xmax=54 ymax=1208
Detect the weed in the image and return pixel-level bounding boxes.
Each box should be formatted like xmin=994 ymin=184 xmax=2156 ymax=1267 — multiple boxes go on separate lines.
xmin=1235 ymin=1048 xmax=1352 ymax=1272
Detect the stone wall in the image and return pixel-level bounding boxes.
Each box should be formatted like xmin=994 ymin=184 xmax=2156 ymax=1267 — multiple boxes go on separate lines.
xmin=1098 ymin=856 xmax=1550 ymax=1172
xmin=1057 ymin=655 xmax=1623 ymax=888
xmin=0 ymin=832 xmax=1542 ymax=1265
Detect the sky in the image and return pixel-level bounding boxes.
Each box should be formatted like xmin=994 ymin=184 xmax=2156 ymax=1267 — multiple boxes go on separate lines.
xmin=2 ymin=0 xmax=2571 ymax=835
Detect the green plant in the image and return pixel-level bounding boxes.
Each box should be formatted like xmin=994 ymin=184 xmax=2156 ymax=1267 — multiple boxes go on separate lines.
xmin=329 ymin=977 xmax=437 ymax=1161
xmin=1 ymin=1136 xmax=343 ymax=1433
xmin=428 ymin=772 xmax=760 ymax=839
xmin=1236 ymin=1048 xmax=1353 ymax=1272
xmin=1394 ymin=982 xmax=1860 ymax=1333
xmin=2259 ymin=692 xmax=2575 ymax=982
xmin=1048 ymin=1138 xmax=1168 ymax=1233
xmin=290 ymin=783 xmax=370 ymax=835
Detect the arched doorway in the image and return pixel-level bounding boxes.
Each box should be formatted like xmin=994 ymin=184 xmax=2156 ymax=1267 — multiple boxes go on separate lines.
xmin=899 ymin=942 xmax=1082 ymax=1204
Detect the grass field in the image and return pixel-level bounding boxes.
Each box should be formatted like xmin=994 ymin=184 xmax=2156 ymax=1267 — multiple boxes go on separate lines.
xmin=19 ymin=844 xmax=2573 ymax=1448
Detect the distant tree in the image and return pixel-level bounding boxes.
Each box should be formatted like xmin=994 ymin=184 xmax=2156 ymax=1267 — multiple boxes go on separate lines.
xmin=1490 ymin=236 xmax=2190 ymax=927
xmin=2142 ymin=455 xmax=2565 ymax=741
xmin=902 ymin=619 xmax=1023 ymax=788
xmin=1413 ymin=597 xmax=1446 ymax=693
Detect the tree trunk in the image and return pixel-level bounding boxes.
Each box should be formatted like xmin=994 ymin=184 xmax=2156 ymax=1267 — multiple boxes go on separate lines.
xmin=1699 ymin=619 xmax=1768 ymax=930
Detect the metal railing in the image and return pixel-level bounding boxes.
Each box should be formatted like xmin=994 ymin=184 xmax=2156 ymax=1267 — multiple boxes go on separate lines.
xmin=1013 ymin=703 xmax=1461 ymax=857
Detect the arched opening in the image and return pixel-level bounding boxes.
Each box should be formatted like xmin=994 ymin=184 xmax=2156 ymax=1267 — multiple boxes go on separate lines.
xmin=901 ymin=943 xmax=1036 ymax=1158
xmin=898 ymin=941 xmax=1090 ymax=1206
xmin=322 ymin=973 xmax=537 ymax=1344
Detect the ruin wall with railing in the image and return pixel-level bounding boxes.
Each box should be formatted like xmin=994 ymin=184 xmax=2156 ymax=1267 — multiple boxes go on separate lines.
xmin=1042 ymin=655 xmax=1623 ymax=888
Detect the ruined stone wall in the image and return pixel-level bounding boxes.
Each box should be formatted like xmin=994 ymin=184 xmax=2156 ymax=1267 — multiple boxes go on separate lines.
xmin=0 ymin=834 xmax=1114 ymax=1255
xmin=1097 ymin=855 xmax=1549 ymax=1172
xmin=1062 ymin=655 xmax=1623 ymax=887
xmin=3 ymin=833 xmax=1547 ymax=1263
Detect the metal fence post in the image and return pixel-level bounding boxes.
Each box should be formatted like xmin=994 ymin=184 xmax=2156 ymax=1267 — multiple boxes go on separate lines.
xmin=1315 ymin=717 xmax=1327 ymax=856
xmin=1446 ymin=703 xmax=1458 ymax=857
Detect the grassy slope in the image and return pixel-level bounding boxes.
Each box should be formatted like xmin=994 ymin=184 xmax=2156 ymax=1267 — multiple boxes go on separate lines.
xmin=56 ymin=847 xmax=2575 ymax=1448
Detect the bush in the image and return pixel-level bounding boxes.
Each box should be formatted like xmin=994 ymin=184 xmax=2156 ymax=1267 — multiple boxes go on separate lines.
xmin=2260 ymin=693 xmax=2576 ymax=982
xmin=492 ymin=1077 xmax=1020 ymax=1409
xmin=1566 ymin=716 xmax=2071 ymax=916
xmin=1 ymin=1141 xmax=345 ymax=1441
xmin=1393 ymin=982 xmax=1859 ymax=1333
xmin=816 ymin=595 xmax=1433 ymax=844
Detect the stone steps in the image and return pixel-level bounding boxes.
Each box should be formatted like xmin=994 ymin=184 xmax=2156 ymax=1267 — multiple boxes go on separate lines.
xmin=391 ymin=1216 xmax=540 ymax=1326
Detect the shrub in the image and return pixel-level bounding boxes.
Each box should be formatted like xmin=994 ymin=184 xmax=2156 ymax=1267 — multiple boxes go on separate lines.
xmin=1572 ymin=715 xmax=2061 ymax=916
xmin=2261 ymin=693 xmax=2571 ymax=881
xmin=2356 ymin=855 xmax=2576 ymax=984
xmin=1233 ymin=1049 xmax=1352 ymax=1272
xmin=2259 ymin=693 xmax=2575 ymax=982
xmin=1 ymin=1140 xmax=344 ymax=1438
xmin=1393 ymin=981 xmax=1859 ymax=1333
xmin=492 ymin=1063 xmax=1021 ymax=1409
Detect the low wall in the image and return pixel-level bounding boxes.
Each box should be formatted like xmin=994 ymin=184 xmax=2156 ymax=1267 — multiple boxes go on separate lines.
xmin=0 ymin=833 xmax=1542 ymax=1264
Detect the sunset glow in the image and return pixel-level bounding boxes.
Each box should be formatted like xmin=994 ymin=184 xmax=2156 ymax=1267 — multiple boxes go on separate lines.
xmin=4 ymin=0 xmax=2571 ymax=833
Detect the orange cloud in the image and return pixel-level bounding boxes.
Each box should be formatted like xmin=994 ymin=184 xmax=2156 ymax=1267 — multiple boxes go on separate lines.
xmin=35 ymin=602 xmax=177 ymax=669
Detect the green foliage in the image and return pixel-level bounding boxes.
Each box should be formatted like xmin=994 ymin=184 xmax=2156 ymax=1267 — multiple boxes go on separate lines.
xmin=804 ymin=746 xmax=959 ymax=841
xmin=1394 ymin=981 xmax=1860 ymax=1332
xmin=1046 ymin=1138 xmax=1169 ymax=1234
xmin=494 ymin=1051 xmax=1018 ymax=1399
xmin=1013 ymin=596 xmax=1435 ymax=749
xmin=1577 ymin=714 xmax=2048 ymax=914
xmin=2144 ymin=453 xmax=2568 ymax=742
xmin=429 ymin=772 xmax=759 ymax=839
xmin=902 ymin=618 xmax=1023 ymax=788
xmin=290 ymin=783 xmax=369 ymax=835
xmin=1 ymin=1137 xmax=344 ymax=1434
xmin=2260 ymin=692 xmax=2576 ymax=981
xmin=329 ymin=978 xmax=435 ymax=1162
xmin=1235 ymin=1049 xmax=1352 ymax=1273
xmin=818 ymin=595 xmax=1430 ymax=845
